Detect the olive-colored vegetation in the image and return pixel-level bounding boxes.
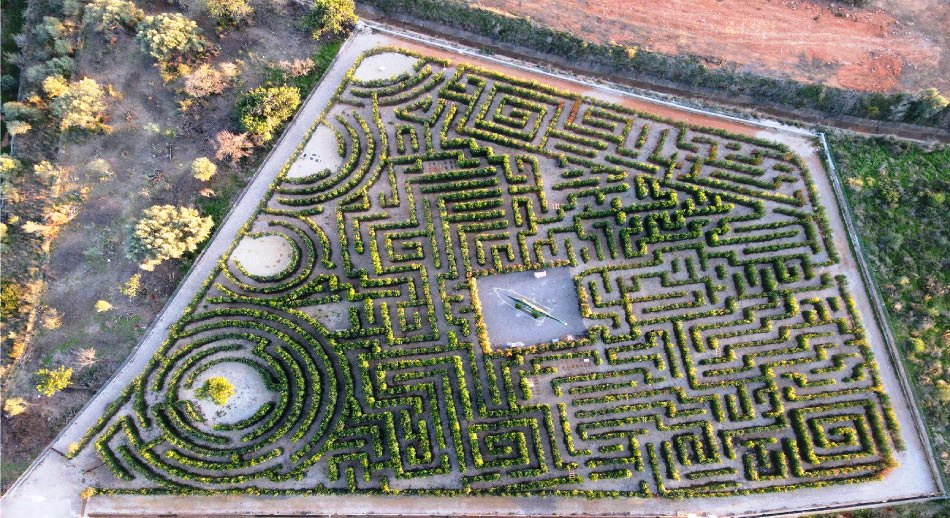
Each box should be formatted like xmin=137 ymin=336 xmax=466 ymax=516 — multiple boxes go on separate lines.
xmin=831 ymin=135 xmax=950 ymax=478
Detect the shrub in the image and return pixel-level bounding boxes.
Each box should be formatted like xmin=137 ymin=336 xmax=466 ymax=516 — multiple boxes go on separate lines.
xmin=197 ymin=376 xmax=235 ymax=405
xmin=302 ymin=0 xmax=357 ymax=40
xmin=129 ymin=205 xmax=214 ymax=271
xmin=206 ymin=0 xmax=254 ymax=28
xmin=95 ymin=300 xmax=113 ymax=312
xmin=83 ymin=0 xmax=145 ymax=32
xmin=3 ymin=397 xmax=29 ymax=417
xmin=135 ymin=13 xmax=210 ymax=63
xmin=120 ymin=273 xmax=141 ymax=298
xmin=237 ymin=85 xmax=300 ymax=142
xmin=36 ymin=366 xmax=73 ymax=397
xmin=191 ymin=157 xmax=218 ymax=181
xmin=214 ymin=130 xmax=254 ymax=162
xmin=42 ymin=75 xmax=111 ymax=132
xmin=182 ymin=62 xmax=239 ymax=99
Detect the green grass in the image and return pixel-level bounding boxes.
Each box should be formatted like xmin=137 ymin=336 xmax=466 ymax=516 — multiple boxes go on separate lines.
xmin=829 ymin=134 xmax=949 ymax=487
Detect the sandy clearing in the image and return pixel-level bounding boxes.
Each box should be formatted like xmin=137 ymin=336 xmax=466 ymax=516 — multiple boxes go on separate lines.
xmin=286 ymin=124 xmax=344 ymax=179
xmin=352 ymin=52 xmax=419 ymax=82
xmin=468 ymin=0 xmax=946 ymax=93
xmin=232 ymin=234 xmax=294 ymax=278
xmin=186 ymin=362 xmax=275 ymax=426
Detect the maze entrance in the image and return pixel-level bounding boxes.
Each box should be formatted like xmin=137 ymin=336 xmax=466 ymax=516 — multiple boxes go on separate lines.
xmin=69 ymin=46 xmax=912 ymax=501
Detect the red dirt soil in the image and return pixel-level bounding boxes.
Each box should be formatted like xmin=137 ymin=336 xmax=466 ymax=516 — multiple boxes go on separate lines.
xmin=468 ymin=0 xmax=948 ymax=94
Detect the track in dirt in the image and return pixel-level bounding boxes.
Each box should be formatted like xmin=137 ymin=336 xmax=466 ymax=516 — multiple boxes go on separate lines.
xmin=469 ymin=0 xmax=947 ymax=94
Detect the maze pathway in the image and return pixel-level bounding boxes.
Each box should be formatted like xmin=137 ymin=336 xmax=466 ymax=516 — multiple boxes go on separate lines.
xmin=70 ymin=46 xmax=911 ymax=500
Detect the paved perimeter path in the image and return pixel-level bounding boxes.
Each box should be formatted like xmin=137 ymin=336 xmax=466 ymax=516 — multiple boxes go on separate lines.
xmin=2 ymin=24 xmax=942 ymax=518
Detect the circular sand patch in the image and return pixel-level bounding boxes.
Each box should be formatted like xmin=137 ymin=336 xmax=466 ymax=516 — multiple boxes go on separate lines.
xmin=233 ymin=234 xmax=295 ymax=278
xmin=187 ymin=361 xmax=274 ymax=426
xmin=352 ymin=52 xmax=419 ymax=82
xmin=287 ymin=124 xmax=344 ymax=179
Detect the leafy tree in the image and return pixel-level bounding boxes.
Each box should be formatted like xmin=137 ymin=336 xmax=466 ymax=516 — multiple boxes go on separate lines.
xmin=135 ymin=13 xmax=209 ymax=63
xmin=6 ymin=121 xmax=31 ymax=136
xmin=0 ymin=154 xmax=21 ymax=175
xmin=191 ymin=157 xmax=218 ymax=181
xmin=83 ymin=0 xmax=145 ymax=32
xmin=1 ymin=283 xmax=23 ymax=319
xmin=198 ymin=376 xmax=235 ymax=405
xmin=36 ymin=365 xmax=72 ymax=397
xmin=42 ymin=75 xmax=111 ymax=132
xmin=130 ymin=205 xmax=214 ymax=271
xmin=237 ymin=85 xmax=300 ymax=143
xmin=206 ymin=0 xmax=254 ymax=28
xmin=94 ymin=300 xmax=113 ymax=312
xmin=302 ymin=0 xmax=357 ymax=40
xmin=3 ymin=397 xmax=29 ymax=417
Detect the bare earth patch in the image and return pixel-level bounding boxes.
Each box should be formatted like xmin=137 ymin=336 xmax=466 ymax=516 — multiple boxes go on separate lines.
xmin=286 ymin=124 xmax=344 ymax=179
xmin=232 ymin=234 xmax=295 ymax=277
xmin=468 ymin=0 xmax=947 ymax=93
xmin=352 ymin=51 xmax=419 ymax=81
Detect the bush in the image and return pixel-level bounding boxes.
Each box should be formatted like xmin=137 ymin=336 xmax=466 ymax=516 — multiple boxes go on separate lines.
xmin=206 ymin=0 xmax=254 ymax=29
xmin=42 ymin=75 xmax=111 ymax=132
xmin=302 ymin=0 xmax=357 ymax=40
xmin=95 ymin=300 xmax=113 ymax=312
xmin=236 ymin=85 xmax=300 ymax=142
xmin=197 ymin=376 xmax=235 ymax=405
xmin=214 ymin=130 xmax=254 ymax=162
xmin=135 ymin=13 xmax=210 ymax=63
xmin=36 ymin=366 xmax=72 ymax=397
xmin=182 ymin=62 xmax=239 ymax=99
xmin=83 ymin=0 xmax=145 ymax=32
xmin=129 ymin=205 xmax=214 ymax=271
xmin=3 ymin=398 xmax=29 ymax=417
xmin=191 ymin=157 xmax=218 ymax=181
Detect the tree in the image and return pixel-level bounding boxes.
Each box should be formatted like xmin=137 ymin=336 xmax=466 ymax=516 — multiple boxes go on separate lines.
xmin=198 ymin=376 xmax=235 ymax=405
xmin=130 ymin=205 xmax=214 ymax=271
xmin=135 ymin=13 xmax=209 ymax=63
xmin=94 ymin=300 xmax=113 ymax=312
xmin=83 ymin=0 xmax=144 ymax=33
xmin=237 ymin=85 xmax=300 ymax=143
xmin=206 ymin=0 xmax=254 ymax=28
xmin=302 ymin=0 xmax=357 ymax=40
xmin=214 ymin=130 xmax=254 ymax=163
xmin=191 ymin=157 xmax=217 ymax=181
xmin=36 ymin=365 xmax=72 ymax=397
xmin=42 ymin=76 xmax=111 ymax=132
xmin=3 ymin=397 xmax=29 ymax=417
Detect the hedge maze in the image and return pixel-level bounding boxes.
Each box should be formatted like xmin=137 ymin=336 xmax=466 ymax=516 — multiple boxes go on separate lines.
xmin=76 ymin=48 xmax=902 ymax=498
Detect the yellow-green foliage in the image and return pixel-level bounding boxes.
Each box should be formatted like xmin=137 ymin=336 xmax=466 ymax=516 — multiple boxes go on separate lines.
xmin=191 ymin=157 xmax=218 ymax=181
xmin=199 ymin=376 xmax=236 ymax=405
xmin=36 ymin=365 xmax=73 ymax=397
xmin=130 ymin=205 xmax=214 ymax=271
xmin=42 ymin=76 xmax=110 ymax=132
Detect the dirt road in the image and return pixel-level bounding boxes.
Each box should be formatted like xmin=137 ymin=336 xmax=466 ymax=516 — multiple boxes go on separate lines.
xmin=468 ymin=0 xmax=948 ymax=94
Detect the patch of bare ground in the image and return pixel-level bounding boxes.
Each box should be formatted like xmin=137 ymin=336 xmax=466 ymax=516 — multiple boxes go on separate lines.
xmin=466 ymin=0 xmax=947 ymax=94
xmin=0 ymin=1 xmax=322 ymax=492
